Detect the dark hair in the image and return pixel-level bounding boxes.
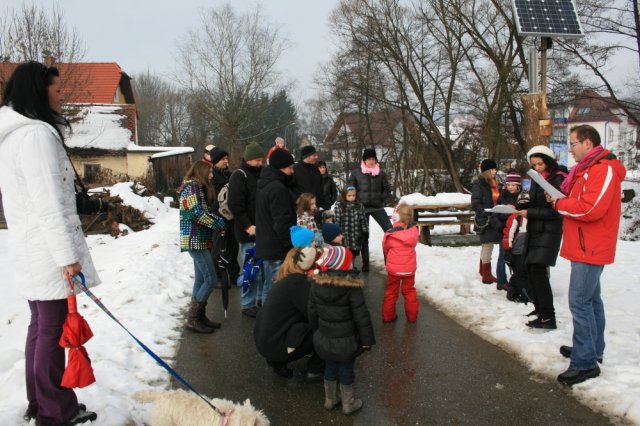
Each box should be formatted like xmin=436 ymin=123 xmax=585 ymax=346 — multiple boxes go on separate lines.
xmin=338 ymin=186 xmax=360 ymax=209
xmin=2 ymin=61 xmax=69 ymax=142
xmin=184 ymin=160 xmax=214 ymax=203
xmin=317 ymin=160 xmax=327 ymax=168
xmin=529 ymin=152 xmax=559 ymax=174
xmin=570 ymin=124 xmax=601 ymax=147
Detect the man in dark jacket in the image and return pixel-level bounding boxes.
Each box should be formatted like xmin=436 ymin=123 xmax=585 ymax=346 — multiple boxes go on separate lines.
xmin=348 ymin=148 xmax=392 ymax=271
xmin=293 ymin=145 xmax=324 ymax=207
xmin=255 ymin=148 xmax=297 ymax=303
xmin=208 ymin=146 xmax=240 ymax=283
xmin=228 ymin=142 xmax=265 ymax=317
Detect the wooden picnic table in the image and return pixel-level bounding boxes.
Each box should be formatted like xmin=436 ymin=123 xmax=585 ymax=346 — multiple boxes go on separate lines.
xmin=408 ymin=203 xmax=475 ymax=245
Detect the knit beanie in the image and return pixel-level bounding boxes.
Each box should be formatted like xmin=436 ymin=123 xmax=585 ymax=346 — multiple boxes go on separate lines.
xmin=321 ymin=222 xmax=342 ymax=243
xmin=362 ymin=148 xmax=377 ymax=162
xmin=526 ymin=145 xmax=556 ymax=161
xmin=316 ymin=246 xmax=353 ymax=272
xmin=300 ymin=145 xmax=317 ymax=160
xmin=244 ymin=142 xmax=265 ymax=161
xmin=290 ymin=225 xmax=315 ymax=248
xmin=209 ymin=146 xmax=229 ymax=165
xmin=294 ymin=247 xmax=317 ymax=271
xmin=505 ymin=169 xmax=522 ymax=185
xmin=269 ymin=149 xmax=294 ymax=170
xmin=480 ymin=159 xmax=497 ymax=172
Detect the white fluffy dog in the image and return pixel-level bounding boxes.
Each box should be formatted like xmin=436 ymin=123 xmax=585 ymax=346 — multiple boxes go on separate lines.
xmin=133 ymin=389 xmax=270 ymax=426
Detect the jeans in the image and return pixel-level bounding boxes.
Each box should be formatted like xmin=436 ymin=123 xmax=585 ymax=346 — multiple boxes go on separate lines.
xmin=362 ymin=208 xmax=392 ymax=264
xmin=324 ymin=359 xmax=355 ymax=385
xmin=188 ymin=249 xmax=218 ymax=302
xmin=26 ymin=299 xmax=78 ymax=425
xmin=261 ymin=259 xmax=282 ymax=304
xmin=569 ymin=262 xmax=605 ymax=370
xmin=239 ymin=242 xmax=264 ymax=309
xmin=496 ymin=245 xmax=507 ymax=285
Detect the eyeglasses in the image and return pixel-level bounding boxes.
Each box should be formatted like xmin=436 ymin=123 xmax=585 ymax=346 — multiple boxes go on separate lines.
xmin=569 ymin=140 xmax=582 ymax=148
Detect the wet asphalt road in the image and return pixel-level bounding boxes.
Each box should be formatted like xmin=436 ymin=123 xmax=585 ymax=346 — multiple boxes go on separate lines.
xmin=173 ymin=268 xmax=610 ymax=425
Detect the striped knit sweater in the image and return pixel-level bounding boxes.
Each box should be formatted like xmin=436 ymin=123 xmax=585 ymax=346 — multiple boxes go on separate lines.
xmin=179 ymin=180 xmax=225 ymax=251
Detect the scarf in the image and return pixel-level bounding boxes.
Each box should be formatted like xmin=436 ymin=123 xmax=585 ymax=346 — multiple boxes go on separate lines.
xmin=490 ymin=179 xmax=499 ymax=205
xmin=560 ymin=145 xmax=605 ymax=195
xmin=360 ymin=161 xmax=380 ymax=176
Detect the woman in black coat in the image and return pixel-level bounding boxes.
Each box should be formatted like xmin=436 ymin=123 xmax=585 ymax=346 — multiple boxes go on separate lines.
xmin=471 ymin=159 xmax=502 ymax=284
xmin=253 ymin=247 xmax=324 ymax=379
xmin=517 ymin=145 xmax=567 ymax=330
xmin=318 ymin=161 xmax=338 ymax=210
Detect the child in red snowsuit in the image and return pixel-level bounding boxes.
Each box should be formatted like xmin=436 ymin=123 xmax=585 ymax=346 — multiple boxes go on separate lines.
xmin=382 ymin=204 xmax=420 ymax=323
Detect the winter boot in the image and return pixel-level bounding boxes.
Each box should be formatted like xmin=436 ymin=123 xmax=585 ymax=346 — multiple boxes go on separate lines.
xmin=323 ymin=380 xmax=341 ymax=410
xmin=197 ymin=301 xmax=221 ymax=329
xmin=185 ymin=301 xmax=214 ymax=334
xmin=480 ymin=262 xmax=497 ymax=284
xmin=340 ymin=384 xmax=363 ymax=415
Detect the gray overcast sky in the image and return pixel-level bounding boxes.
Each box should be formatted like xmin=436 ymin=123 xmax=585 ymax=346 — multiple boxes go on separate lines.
xmin=4 ymin=1 xmax=633 ymax=101
xmin=5 ymin=0 xmax=340 ymax=103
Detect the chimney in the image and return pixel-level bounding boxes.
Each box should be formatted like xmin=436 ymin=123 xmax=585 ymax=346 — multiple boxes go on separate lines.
xmin=42 ymin=50 xmax=55 ymax=66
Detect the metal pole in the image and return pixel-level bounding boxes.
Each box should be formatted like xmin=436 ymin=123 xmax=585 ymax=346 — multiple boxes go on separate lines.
xmin=541 ymin=37 xmax=549 ymax=95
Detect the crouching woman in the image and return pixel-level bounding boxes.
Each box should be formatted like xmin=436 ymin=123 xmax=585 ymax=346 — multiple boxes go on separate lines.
xmin=179 ymin=160 xmax=226 ymax=333
xmin=253 ymin=247 xmax=324 ymax=379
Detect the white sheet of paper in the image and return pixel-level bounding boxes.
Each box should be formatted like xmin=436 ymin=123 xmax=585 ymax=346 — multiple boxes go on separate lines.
xmin=526 ymin=169 xmax=566 ymax=199
xmin=484 ymin=205 xmax=517 ymax=214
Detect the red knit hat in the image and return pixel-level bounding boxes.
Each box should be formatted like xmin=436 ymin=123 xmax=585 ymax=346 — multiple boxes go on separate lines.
xmin=505 ymin=170 xmax=522 ymax=186
xmin=315 ymin=246 xmax=353 ymax=272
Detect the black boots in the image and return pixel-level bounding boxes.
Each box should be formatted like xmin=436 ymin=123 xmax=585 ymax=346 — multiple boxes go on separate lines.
xmin=185 ymin=301 xmax=219 ymax=334
xmin=196 ymin=301 xmax=221 ymax=329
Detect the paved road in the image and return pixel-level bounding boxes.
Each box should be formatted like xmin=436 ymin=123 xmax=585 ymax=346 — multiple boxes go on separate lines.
xmin=173 ymin=269 xmax=610 ymax=425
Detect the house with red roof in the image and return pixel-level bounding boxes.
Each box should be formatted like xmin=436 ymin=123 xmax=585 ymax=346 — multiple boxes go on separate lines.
xmin=0 ymin=61 xmax=193 ymax=186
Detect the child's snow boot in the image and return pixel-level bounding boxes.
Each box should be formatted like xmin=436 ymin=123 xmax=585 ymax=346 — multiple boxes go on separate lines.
xmin=340 ymin=384 xmax=363 ymax=415
xmin=323 ymin=380 xmax=341 ymax=410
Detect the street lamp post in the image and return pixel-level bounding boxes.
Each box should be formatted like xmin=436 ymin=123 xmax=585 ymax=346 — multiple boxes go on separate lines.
xmin=283 ymin=122 xmax=296 ymax=149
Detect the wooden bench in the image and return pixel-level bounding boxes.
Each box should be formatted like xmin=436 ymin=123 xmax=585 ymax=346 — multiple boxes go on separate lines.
xmin=409 ymin=204 xmax=474 ymax=246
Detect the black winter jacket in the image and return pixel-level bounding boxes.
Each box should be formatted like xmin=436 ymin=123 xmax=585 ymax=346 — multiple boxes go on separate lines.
xmin=293 ymin=161 xmax=324 ymax=207
xmin=348 ymin=168 xmax=391 ymax=209
xmin=519 ymin=171 xmax=565 ymax=266
xmin=308 ymin=272 xmax=375 ymax=363
xmin=255 ymin=166 xmax=297 ymax=260
xmin=253 ymin=273 xmax=312 ymax=363
xmin=320 ymin=173 xmax=338 ymax=210
xmin=228 ymin=161 xmax=261 ymax=244
xmin=471 ymin=176 xmax=502 ymax=244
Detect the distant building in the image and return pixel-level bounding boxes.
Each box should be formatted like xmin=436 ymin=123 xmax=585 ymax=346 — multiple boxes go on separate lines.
xmin=0 ymin=61 xmax=192 ymax=185
xmin=552 ymin=90 xmax=639 ymax=168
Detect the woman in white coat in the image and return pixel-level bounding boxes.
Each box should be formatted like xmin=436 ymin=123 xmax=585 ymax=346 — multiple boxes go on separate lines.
xmin=0 ymin=62 xmax=99 ymax=426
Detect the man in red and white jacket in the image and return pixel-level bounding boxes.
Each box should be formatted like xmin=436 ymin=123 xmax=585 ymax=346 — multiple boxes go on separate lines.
xmin=547 ymin=124 xmax=626 ymax=386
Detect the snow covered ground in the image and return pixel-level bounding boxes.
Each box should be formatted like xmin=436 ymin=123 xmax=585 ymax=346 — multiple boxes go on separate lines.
xmin=0 ymin=183 xmax=639 ymax=425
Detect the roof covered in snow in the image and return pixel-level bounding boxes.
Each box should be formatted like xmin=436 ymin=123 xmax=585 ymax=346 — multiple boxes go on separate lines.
xmin=65 ymin=105 xmax=133 ymax=150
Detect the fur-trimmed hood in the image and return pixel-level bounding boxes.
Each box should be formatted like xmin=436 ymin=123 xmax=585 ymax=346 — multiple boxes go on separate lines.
xmin=310 ymin=271 xmax=364 ymax=288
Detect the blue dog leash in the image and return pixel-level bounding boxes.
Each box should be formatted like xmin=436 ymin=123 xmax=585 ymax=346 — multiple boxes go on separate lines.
xmin=70 ymin=273 xmax=229 ymax=418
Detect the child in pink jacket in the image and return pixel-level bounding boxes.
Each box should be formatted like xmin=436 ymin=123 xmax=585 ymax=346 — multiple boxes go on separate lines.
xmin=382 ymin=204 xmax=419 ymax=323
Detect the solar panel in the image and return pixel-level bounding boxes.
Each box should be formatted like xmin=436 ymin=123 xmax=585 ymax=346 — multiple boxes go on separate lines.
xmin=512 ymin=0 xmax=584 ymax=38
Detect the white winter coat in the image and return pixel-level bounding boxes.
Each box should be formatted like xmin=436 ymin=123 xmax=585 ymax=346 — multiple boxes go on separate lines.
xmin=0 ymin=106 xmax=100 ymax=300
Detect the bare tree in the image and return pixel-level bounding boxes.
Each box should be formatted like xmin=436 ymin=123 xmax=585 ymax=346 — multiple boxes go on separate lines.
xmin=176 ymin=3 xmax=288 ymax=150
xmin=0 ymin=2 xmax=85 ymax=91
